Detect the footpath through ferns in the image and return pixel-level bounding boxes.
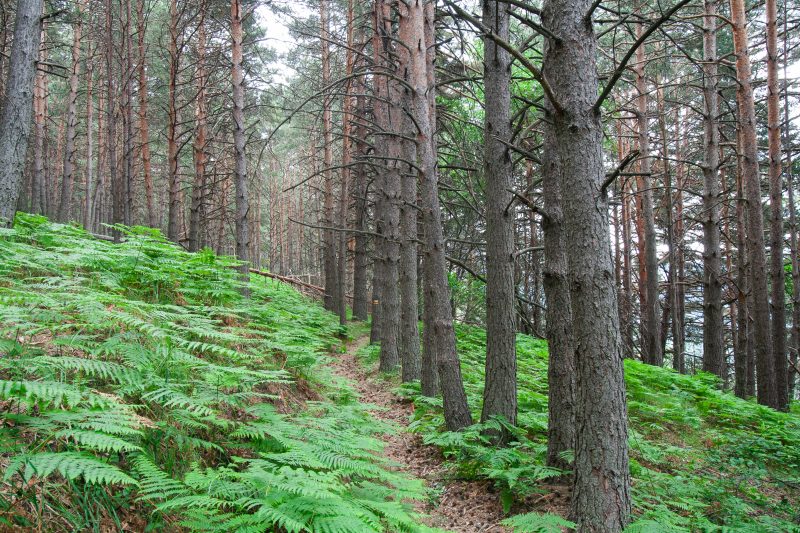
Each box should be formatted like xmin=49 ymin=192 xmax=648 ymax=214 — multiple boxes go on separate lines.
xmin=1 ymin=216 xmax=799 ymax=532
xmin=330 ymin=334 xmax=512 ymax=533
xmin=0 ymin=215 xmax=437 ymax=532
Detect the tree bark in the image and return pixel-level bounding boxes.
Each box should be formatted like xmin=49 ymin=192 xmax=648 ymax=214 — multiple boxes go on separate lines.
xmin=729 ymin=0 xmax=777 ymax=408
xmin=397 ymin=3 xmax=422 ymax=382
xmin=701 ymin=0 xmax=724 ymax=379
xmin=409 ymin=0 xmax=471 ymax=430
xmin=167 ymin=0 xmax=181 ymax=242
xmin=137 ymin=0 xmax=155 ymax=228
xmin=542 ymin=1 xmax=631 ymax=529
xmin=58 ymin=0 xmax=86 ymax=223
xmin=634 ymin=28 xmax=661 ymax=367
xmin=372 ymin=0 xmax=401 ymax=372
xmin=479 ymin=0 xmax=517 ymax=431
xmin=321 ymin=0 xmax=339 ymax=314
xmin=542 ymin=122 xmax=575 ymax=470
xmin=765 ymin=0 xmax=788 ymax=410
xmin=0 ymin=0 xmax=44 ymax=227
xmin=107 ymin=0 xmax=122 ymax=241
xmin=231 ymin=0 xmax=251 ymax=289
xmin=189 ymin=2 xmax=208 ymax=253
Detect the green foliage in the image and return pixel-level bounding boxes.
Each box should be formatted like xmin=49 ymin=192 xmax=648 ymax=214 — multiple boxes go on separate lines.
xmin=501 ymin=512 xmax=576 ymax=532
xmin=0 ymin=214 xmax=428 ymax=532
xmin=401 ymin=323 xmax=800 ymax=531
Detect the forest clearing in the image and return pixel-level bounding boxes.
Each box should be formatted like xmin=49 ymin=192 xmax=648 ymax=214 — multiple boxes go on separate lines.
xmin=0 ymin=0 xmax=799 ymax=531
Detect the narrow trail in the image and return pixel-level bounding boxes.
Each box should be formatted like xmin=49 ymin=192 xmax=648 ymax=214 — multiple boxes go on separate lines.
xmin=328 ymin=335 xmax=510 ymax=533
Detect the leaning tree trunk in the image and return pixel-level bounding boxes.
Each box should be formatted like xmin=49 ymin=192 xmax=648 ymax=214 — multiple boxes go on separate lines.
xmin=730 ymin=0 xmax=777 ymax=408
xmin=700 ymin=0 xmax=725 ymax=379
xmin=480 ymin=0 xmax=517 ymax=431
xmin=0 ymin=0 xmax=44 ymax=227
xmin=765 ymin=0 xmax=788 ymax=410
xmin=231 ymin=0 xmax=250 ymax=289
xmin=407 ymin=0 xmax=471 ymax=430
xmin=542 ymin=1 xmax=631 ymax=529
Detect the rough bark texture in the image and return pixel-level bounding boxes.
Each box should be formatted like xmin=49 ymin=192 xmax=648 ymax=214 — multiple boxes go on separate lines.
xmin=107 ymin=0 xmax=123 ymax=241
xmin=701 ymin=0 xmax=724 ymax=379
xmin=395 ymin=3 xmax=422 ymax=382
xmin=372 ymin=0 xmax=400 ymax=372
xmin=409 ymin=0 xmax=471 ymax=430
xmin=58 ymin=0 xmax=85 ymax=223
xmin=634 ymin=33 xmax=661 ymax=367
xmin=189 ymin=4 xmax=208 ymax=253
xmin=729 ymin=0 xmax=776 ymax=408
xmin=137 ymin=0 xmax=155 ymax=228
xmin=542 ymin=124 xmax=575 ymax=470
xmin=0 ymin=0 xmax=44 ymax=227
xmin=352 ymin=90 xmax=370 ymax=321
xmin=166 ymin=0 xmax=181 ymax=242
xmin=765 ymin=0 xmax=788 ymax=410
xmin=231 ymin=0 xmax=251 ymax=288
xmin=541 ymin=1 xmax=631 ymax=530
xmin=480 ymin=0 xmax=517 ymax=430
xmin=321 ymin=0 xmax=339 ymax=314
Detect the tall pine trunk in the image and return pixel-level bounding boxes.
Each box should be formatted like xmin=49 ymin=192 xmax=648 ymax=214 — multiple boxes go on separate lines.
xmin=0 ymin=0 xmax=44 ymax=226
xmin=701 ymin=0 xmax=724 ymax=378
xmin=729 ymin=0 xmax=777 ymax=408
xmin=542 ymin=1 xmax=631 ymax=528
xmin=480 ymin=0 xmax=517 ymax=431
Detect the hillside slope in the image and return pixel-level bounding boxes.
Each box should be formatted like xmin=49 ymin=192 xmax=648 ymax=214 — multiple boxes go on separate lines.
xmin=0 ymin=214 xmax=433 ymax=532
xmin=397 ymin=326 xmax=800 ymax=532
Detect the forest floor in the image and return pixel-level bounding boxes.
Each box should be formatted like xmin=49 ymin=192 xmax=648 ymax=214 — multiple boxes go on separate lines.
xmin=329 ymin=334 xmax=510 ymax=533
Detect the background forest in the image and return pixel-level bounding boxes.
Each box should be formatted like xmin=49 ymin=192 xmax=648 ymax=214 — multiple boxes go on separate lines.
xmin=0 ymin=0 xmax=799 ymax=531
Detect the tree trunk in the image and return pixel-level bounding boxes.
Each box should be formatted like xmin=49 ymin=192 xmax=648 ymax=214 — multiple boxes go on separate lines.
xmin=32 ymin=30 xmax=47 ymax=217
xmin=58 ymin=0 xmax=85 ymax=223
xmin=542 ymin=121 xmax=575 ymax=470
xmin=189 ymin=3 xmax=208 ymax=253
xmin=408 ymin=0 xmax=471 ymax=430
xmin=542 ymin=1 xmax=631 ymax=529
xmin=231 ymin=0 xmax=251 ymax=289
xmin=321 ymin=0 xmax=339 ymax=314
xmin=337 ymin=0 xmax=356 ymax=326
xmin=729 ymin=0 xmax=777 ymax=408
xmin=167 ymin=0 xmax=181 ymax=242
xmin=395 ymin=21 xmax=422 ymax=382
xmin=352 ymin=87 xmax=370 ymax=321
xmin=701 ymin=0 xmax=724 ymax=379
xmin=137 ymin=0 xmax=155 ymax=228
xmin=0 ymin=0 xmax=44 ymax=227
xmin=634 ymin=29 xmax=661 ymax=367
xmin=765 ymin=0 xmax=788 ymax=410
xmin=107 ymin=0 xmax=122 ymax=241
xmin=83 ymin=58 xmax=95 ymax=231
xmin=479 ymin=0 xmax=517 ymax=431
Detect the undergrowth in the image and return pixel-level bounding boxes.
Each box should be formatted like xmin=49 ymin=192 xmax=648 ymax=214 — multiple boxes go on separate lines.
xmin=397 ymin=325 xmax=800 ymax=532
xmin=0 ymin=214 xmax=433 ymax=532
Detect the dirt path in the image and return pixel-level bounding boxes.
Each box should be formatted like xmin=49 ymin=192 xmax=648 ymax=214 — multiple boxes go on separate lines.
xmin=328 ymin=335 xmax=510 ymax=533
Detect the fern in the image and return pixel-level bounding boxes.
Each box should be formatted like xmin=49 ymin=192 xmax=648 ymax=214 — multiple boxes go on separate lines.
xmin=5 ymin=452 xmax=138 ymax=486
xmin=501 ymin=512 xmax=576 ymax=532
